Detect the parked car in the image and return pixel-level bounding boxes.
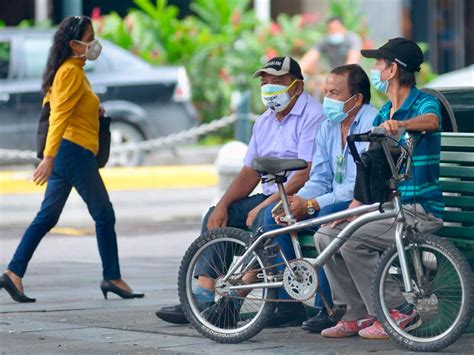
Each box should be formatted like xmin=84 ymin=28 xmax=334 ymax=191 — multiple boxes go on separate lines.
xmin=0 ymin=28 xmax=198 ymax=166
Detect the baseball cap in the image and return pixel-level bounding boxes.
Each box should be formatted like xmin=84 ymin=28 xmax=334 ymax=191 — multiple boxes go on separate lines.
xmin=361 ymin=38 xmax=424 ymax=72
xmin=252 ymin=56 xmax=304 ymax=80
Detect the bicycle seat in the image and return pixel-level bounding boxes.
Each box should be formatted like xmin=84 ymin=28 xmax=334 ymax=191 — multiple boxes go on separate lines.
xmin=251 ymin=156 xmax=308 ymax=174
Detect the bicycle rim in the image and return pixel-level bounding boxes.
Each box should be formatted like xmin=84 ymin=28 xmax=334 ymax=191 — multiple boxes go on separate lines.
xmin=185 ymin=236 xmax=273 ymax=335
xmin=377 ymin=240 xmax=467 ymax=344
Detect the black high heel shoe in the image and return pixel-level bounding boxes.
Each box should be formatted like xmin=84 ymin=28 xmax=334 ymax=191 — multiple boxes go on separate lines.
xmin=100 ymin=280 xmax=144 ymax=299
xmin=0 ymin=273 xmax=36 ymax=303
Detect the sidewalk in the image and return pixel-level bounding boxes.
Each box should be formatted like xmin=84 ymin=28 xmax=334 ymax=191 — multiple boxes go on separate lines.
xmin=1 ymin=228 xmax=473 ymax=354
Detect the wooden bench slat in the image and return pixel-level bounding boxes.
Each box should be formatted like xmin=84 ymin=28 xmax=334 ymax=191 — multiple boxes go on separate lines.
xmin=440 ymin=166 xmax=474 ymax=178
xmin=440 ymin=180 xmax=474 ymax=193
xmin=443 ymin=210 xmax=474 ymax=224
xmin=437 ymin=226 xmax=474 ymax=239
xmin=441 ymin=151 xmax=474 ymax=163
xmin=441 ymin=134 xmax=474 ymax=148
xmin=440 ymin=151 xmax=474 ymax=164
xmin=443 ymin=195 xmax=474 ymax=208
xmin=299 ymin=234 xmax=315 ymax=248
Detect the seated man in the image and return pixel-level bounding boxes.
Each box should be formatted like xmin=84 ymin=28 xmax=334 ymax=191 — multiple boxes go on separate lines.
xmin=316 ymin=38 xmax=444 ymax=339
xmin=156 ymin=56 xmax=325 ymax=325
xmin=261 ymin=64 xmax=377 ymax=330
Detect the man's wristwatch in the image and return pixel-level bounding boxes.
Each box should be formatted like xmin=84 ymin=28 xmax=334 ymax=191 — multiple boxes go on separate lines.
xmin=307 ymin=199 xmax=316 ymax=216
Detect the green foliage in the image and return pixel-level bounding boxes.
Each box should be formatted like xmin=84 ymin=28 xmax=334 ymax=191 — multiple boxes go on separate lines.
xmin=326 ymin=0 xmax=364 ymax=33
xmin=0 ymin=42 xmax=9 ymax=62
xmin=94 ymin=12 xmax=133 ymax=50
xmin=17 ymin=19 xmax=34 ymax=28
xmin=0 ymin=20 xmax=5 ymax=28
xmin=93 ymin=0 xmax=436 ymax=125
xmin=93 ymin=0 xmax=322 ymax=123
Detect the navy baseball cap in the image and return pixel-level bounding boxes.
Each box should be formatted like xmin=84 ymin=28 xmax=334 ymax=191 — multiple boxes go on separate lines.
xmin=361 ymin=38 xmax=424 ymax=72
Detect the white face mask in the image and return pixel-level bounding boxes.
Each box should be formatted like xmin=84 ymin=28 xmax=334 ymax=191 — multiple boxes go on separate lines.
xmin=260 ymin=80 xmax=298 ymax=113
xmin=75 ymin=39 xmax=102 ymax=61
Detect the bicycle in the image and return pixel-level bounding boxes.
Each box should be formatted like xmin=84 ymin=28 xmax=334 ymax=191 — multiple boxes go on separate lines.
xmin=177 ymin=128 xmax=473 ymax=352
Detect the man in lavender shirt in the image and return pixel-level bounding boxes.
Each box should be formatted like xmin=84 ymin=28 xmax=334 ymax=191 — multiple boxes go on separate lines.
xmin=156 ymin=57 xmax=325 ymax=325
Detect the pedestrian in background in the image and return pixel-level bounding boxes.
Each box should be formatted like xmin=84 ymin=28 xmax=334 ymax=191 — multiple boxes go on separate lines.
xmin=0 ymin=16 xmax=143 ymax=302
xmin=300 ymin=17 xmax=362 ymax=97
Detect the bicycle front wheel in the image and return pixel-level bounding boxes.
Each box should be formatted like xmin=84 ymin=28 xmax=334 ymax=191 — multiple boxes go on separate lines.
xmin=373 ymin=233 xmax=473 ymax=352
xmin=178 ymin=227 xmax=278 ymax=343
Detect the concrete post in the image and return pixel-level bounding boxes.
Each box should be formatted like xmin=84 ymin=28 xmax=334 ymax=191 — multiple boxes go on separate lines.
xmin=254 ymin=0 xmax=271 ymax=23
xmin=34 ymin=0 xmax=49 ymax=23
xmin=214 ymin=141 xmax=248 ymax=200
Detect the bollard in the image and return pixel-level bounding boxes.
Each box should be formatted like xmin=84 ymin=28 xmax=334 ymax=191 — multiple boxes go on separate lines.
xmin=214 ymin=141 xmax=248 ymax=199
xmin=213 ymin=141 xmax=263 ymax=204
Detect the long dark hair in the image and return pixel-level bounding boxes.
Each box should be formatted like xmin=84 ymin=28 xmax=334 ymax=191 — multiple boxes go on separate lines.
xmin=41 ymin=16 xmax=92 ymax=94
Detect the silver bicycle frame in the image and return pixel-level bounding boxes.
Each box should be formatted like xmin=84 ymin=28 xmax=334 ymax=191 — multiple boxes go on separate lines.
xmin=223 ymin=138 xmax=414 ymax=294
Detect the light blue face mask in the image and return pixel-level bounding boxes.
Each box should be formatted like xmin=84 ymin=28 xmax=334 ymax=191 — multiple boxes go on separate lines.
xmin=323 ymin=95 xmax=357 ymax=123
xmin=327 ymin=33 xmax=345 ymax=45
xmin=370 ymin=69 xmax=389 ymax=93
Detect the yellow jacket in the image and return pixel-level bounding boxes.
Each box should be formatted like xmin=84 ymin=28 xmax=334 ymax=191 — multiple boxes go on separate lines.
xmin=43 ymin=57 xmax=100 ymax=157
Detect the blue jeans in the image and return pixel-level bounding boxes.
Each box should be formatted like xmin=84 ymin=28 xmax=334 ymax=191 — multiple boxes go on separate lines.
xmin=8 ymin=139 xmax=121 ymax=280
xmin=194 ymin=194 xmax=268 ymax=278
xmin=261 ymin=200 xmax=351 ymax=310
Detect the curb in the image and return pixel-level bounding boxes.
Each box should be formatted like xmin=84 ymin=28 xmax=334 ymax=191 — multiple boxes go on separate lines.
xmin=0 ymin=165 xmax=218 ymax=195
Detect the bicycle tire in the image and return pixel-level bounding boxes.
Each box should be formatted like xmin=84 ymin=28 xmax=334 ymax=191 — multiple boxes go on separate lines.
xmin=373 ymin=233 xmax=473 ymax=352
xmin=178 ymin=227 xmax=278 ymax=343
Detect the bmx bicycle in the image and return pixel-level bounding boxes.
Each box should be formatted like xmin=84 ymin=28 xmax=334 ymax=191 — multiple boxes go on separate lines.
xmin=178 ymin=128 xmax=473 ymax=352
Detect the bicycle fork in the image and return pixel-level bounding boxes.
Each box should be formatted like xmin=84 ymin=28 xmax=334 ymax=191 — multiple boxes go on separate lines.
xmin=395 ymin=222 xmax=414 ymax=293
xmin=393 ymin=197 xmax=415 ymax=294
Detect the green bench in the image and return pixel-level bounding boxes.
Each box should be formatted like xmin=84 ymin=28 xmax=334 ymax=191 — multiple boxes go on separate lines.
xmin=297 ymin=132 xmax=474 ymax=329
xmin=298 ymin=132 xmax=474 ymax=261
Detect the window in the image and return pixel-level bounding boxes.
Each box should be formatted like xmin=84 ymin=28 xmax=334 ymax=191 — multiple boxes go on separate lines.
xmin=23 ymin=37 xmax=51 ymax=78
xmin=0 ymin=41 xmax=10 ymax=79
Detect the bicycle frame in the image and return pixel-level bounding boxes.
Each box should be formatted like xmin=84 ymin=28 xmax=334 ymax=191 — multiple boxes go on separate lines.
xmin=223 ymin=137 xmax=415 ymax=295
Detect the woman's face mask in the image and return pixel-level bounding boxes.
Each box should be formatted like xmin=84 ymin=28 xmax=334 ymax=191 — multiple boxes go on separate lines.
xmin=261 ymin=79 xmax=298 ymax=113
xmin=323 ymin=94 xmax=357 ymax=123
xmin=75 ymin=39 xmax=102 ymax=61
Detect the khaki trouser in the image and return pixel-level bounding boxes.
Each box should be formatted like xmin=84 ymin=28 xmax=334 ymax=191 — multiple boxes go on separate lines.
xmin=315 ymin=204 xmax=443 ymax=321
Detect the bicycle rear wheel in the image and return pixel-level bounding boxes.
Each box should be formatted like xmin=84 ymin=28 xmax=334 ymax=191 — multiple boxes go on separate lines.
xmin=178 ymin=227 xmax=278 ymax=343
xmin=373 ymin=233 xmax=473 ymax=352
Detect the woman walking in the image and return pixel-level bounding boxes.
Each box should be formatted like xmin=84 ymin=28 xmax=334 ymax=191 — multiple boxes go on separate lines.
xmin=0 ymin=16 xmax=143 ymax=302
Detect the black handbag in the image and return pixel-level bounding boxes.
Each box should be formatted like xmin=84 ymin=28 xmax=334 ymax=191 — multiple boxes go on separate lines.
xmin=347 ymin=133 xmax=402 ymax=205
xmin=36 ymin=102 xmax=111 ymax=168
xmin=353 ymin=148 xmax=401 ymax=204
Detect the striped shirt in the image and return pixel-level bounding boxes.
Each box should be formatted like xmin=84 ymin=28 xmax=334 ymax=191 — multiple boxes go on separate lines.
xmin=373 ymin=87 xmax=444 ymax=218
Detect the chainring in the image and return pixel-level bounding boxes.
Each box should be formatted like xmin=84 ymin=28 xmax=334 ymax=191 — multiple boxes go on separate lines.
xmin=283 ymin=259 xmax=318 ymax=301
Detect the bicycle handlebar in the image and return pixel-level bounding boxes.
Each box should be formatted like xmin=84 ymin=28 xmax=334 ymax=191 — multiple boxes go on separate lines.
xmin=347 ymin=127 xmax=405 ymax=166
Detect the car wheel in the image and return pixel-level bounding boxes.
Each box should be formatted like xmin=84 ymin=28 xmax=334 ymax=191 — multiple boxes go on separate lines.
xmin=109 ymin=122 xmax=145 ymax=167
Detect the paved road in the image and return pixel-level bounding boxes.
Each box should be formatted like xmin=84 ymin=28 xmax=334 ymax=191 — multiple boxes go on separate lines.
xmin=1 ymin=188 xmax=473 ymax=354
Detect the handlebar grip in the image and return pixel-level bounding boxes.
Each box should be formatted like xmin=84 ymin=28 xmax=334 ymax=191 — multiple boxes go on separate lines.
xmin=347 ymin=131 xmax=372 ymax=165
xmin=347 ymin=131 xmax=372 ymax=143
